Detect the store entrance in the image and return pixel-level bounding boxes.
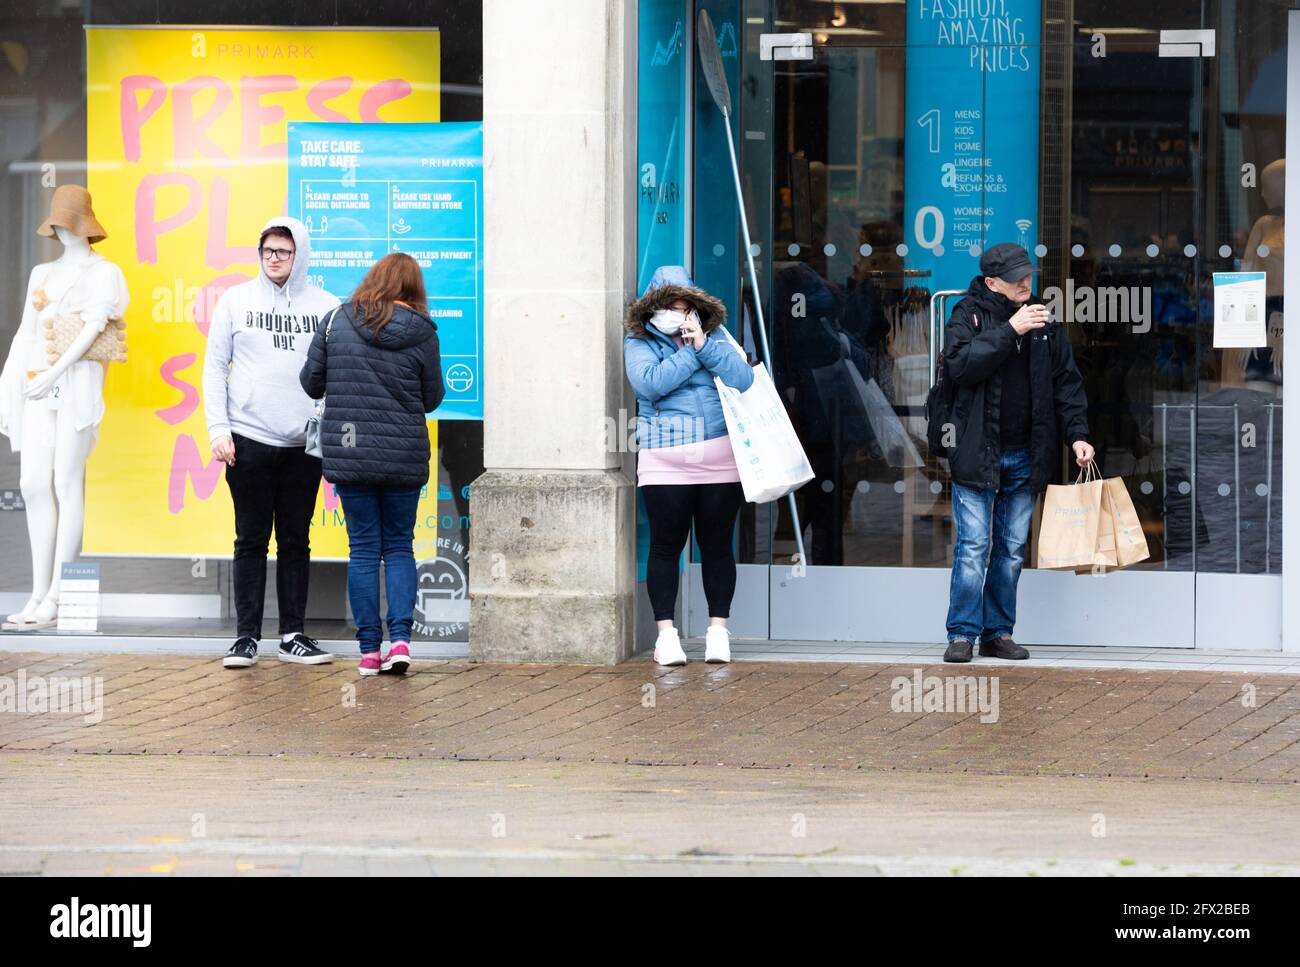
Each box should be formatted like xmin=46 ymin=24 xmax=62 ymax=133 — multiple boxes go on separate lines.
xmin=685 ymin=2 xmax=1286 ymax=649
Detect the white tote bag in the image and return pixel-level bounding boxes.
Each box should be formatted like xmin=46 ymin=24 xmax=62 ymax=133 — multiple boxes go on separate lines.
xmin=713 ymin=330 xmax=815 ymax=504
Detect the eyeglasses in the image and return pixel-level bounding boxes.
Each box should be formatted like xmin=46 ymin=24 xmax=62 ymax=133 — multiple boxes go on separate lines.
xmin=261 ymin=247 xmax=294 ymax=262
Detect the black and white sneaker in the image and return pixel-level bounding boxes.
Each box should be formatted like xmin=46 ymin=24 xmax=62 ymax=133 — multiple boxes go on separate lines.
xmin=223 ymin=636 xmax=259 ymax=668
xmin=278 ymin=634 xmax=334 ymax=665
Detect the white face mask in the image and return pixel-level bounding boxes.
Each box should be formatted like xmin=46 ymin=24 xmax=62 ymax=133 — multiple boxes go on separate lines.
xmin=650 ymin=307 xmax=698 ymax=335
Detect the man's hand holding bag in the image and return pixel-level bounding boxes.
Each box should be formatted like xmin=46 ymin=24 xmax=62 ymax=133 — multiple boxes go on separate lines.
xmin=1037 ymin=461 xmax=1105 ymax=570
xmin=1038 ymin=461 xmax=1151 ymax=571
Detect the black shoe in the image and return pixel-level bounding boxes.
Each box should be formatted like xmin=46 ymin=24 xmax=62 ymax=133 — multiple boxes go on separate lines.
xmin=223 ymin=636 xmax=259 ymax=668
xmin=943 ymin=638 xmax=973 ymax=663
xmin=278 ymin=634 xmax=334 ymax=665
xmin=979 ymin=636 xmax=1030 ymax=660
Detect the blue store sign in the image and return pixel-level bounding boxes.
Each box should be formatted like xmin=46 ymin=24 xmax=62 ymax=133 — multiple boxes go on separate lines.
xmin=637 ymin=0 xmax=689 ymax=295
xmin=288 ymin=121 xmax=485 ymax=420
xmin=904 ymin=0 xmax=1041 ymax=290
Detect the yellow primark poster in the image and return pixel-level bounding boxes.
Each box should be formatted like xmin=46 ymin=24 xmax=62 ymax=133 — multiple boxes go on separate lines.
xmin=83 ymin=27 xmax=441 ymax=559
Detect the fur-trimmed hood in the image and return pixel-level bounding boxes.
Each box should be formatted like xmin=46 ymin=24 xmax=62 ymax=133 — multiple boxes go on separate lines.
xmin=624 ymin=265 xmax=727 ymax=338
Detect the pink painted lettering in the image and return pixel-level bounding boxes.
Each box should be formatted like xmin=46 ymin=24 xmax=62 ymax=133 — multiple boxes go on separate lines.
xmin=168 ymin=434 xmax=225 ymax=513
xmin=359 ymin=79 xmax=412 ymax=122
xmin=306 ymin=77 xmax=352 ymax=122
xmin=172 ymin=76 xmax=233 ymax=161
xmin=240 ymin=74 xmax=298 ymax=161
xmin=155 ymin=353 xmax=199 ymax=425
xmin=120 ymin=75 xmax=167 ymax=163
xmin=135 ymin=173 xmax=202 ymax=263
xmin=206 ymin=178 xmax=259 ymax=269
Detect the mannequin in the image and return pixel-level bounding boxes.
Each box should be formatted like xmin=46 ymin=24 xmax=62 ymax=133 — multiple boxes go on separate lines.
xmin=0 ymin=185 xmax=128 ymax=629
xmin=1228 ymin=158 xmax=1285 ymax=389
xmin=1244 ymin=159 xmax=1285 ymax=297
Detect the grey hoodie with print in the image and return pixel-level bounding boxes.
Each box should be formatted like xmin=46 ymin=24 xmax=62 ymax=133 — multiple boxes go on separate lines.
xmin=202 ymin=216 xmax=341 ymax=448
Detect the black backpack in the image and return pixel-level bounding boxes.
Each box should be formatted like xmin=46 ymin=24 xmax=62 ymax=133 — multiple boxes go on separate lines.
xmin=925 ymin=310 xmax=977 ymax=457
xmin=924 ymin=354 xmax=954 ymax=457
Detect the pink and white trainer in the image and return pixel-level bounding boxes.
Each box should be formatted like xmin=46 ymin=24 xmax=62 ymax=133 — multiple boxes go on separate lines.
xmin=382 ymin=642 xmax=411 ymax=675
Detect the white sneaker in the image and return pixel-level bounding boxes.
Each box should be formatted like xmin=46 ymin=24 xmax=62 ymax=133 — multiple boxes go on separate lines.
xmin=653 ymin=627 xmax=688 ymax=667
xmin=705 ymin=626 xmax=731 ymax=663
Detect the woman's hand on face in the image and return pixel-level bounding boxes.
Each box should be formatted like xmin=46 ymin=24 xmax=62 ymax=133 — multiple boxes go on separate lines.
xmin=679 ymin=316 xmax=706 ymax=350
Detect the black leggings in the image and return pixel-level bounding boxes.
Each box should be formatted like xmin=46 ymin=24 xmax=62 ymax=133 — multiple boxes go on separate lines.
xmin=642 ymin=482 xmax=744 ymax=622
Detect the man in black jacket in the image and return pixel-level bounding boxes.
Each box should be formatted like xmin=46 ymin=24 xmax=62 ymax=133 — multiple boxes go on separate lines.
xmin=941 ymin=244 xmax=1094 ymax=663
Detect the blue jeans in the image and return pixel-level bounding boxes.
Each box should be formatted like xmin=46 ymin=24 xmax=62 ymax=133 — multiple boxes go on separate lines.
xmin=336 ymin=484 xmax=421 ymax=653
xmin=946 ymin=448 xmax=1035 ymax=644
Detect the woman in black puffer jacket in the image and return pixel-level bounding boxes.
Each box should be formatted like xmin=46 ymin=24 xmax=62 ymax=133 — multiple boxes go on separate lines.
xmin=300 ymin=253 xmax=444 ymax=677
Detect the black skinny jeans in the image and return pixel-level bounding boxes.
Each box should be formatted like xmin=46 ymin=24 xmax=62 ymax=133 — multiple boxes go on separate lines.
xmin=224 ymin=433 xmax=322 ymax=639
xmin=642 ymin=482 xmax=744 ymax=622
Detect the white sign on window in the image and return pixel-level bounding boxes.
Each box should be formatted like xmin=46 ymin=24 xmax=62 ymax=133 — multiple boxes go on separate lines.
xmin=56 ymin=562 xmax=101 ymax=633
xmin=1212 ymin=271 xmax=1267 ymax=348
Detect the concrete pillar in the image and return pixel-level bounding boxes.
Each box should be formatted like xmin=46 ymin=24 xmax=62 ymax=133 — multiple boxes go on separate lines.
xmin=472 ymin=0 xmax=637 ymax=664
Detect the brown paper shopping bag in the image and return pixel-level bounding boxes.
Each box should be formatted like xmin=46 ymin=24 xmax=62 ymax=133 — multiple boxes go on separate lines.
xmin=1076 ymin=480 xmax=1119 ymax=573
xmin=1104 ymin=476 xmax=1151 ymax=567
xmin=1037 ymin=462 xmax=1104 ymax=569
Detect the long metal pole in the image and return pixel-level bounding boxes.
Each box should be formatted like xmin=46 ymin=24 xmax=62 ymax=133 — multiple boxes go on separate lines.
xmin=722 ymin=116 xmax=772 ymax=367
xmin=720 ymin=111 xmax=808 ymax=567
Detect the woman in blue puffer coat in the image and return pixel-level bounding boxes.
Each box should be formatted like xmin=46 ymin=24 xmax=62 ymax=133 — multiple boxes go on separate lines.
xmin=624 ymin=266 xmax=754 ymax=667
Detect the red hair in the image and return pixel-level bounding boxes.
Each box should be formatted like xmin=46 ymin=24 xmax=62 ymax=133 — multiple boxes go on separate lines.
xmin=349 ymin=253 xmax=428 ymax=333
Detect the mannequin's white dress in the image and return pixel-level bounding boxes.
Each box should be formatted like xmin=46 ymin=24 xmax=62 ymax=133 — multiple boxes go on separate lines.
xmin=0 ymin=255 xmax=129 ymax=451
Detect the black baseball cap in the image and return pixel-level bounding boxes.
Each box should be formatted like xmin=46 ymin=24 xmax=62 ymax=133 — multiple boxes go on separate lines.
xmin=979 ymin=243 xmax=1038 ymax=283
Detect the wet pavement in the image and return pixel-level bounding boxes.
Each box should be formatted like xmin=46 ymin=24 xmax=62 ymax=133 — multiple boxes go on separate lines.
xmin=1 ymin=652 xmax=1298 ymax=875
xmin=2 ymin=652 xmax=1298 ymax=780
xmin=3 ymin=755 xmax=1298 ymax=876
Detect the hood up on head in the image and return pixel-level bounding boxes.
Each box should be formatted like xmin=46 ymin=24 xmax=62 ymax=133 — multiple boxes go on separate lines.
xmin=258 ymin=215 xmax=313 ymax=303
xmin=624 ymin=265 xmax=728 ymax=338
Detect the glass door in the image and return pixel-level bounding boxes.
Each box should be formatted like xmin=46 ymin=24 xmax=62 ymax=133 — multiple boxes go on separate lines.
xmin=686 ymin=1 xmax=1284 ymax=650
xmin=1189 ymin=0 xmax=1287 ymax=648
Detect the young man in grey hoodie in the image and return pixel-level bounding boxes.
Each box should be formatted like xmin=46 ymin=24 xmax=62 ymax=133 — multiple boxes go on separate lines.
xmin=203 ymin=216 xmax=341 ymax=668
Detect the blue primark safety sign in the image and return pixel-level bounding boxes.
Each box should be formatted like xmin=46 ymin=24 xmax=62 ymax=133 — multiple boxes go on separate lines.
xmin=288 ymin=121 xmax=484 ymax=420
xmin=904 ymin=0 xmax=1041 ymax=290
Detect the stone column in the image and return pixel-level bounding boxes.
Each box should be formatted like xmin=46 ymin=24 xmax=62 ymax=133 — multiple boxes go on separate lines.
xmin=471 ymin=0 xmax=638 ymax=663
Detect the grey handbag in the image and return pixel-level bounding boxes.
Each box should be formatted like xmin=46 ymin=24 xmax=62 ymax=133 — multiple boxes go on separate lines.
xmin=304 ymin=308 xmax=339 ymax=459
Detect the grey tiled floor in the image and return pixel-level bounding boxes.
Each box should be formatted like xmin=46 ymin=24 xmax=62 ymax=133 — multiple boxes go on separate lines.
xmin=680 ymin=639 xmax=1300 ymax=674
xmin=0 ymin=631 xmax=470 ymax=661
xmin=2 ymin=630 xmax=1297 ymax=673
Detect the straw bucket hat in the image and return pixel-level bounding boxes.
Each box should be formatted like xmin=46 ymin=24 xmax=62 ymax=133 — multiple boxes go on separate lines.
xmin=37 ymin=184 xmax=108 ymax=244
